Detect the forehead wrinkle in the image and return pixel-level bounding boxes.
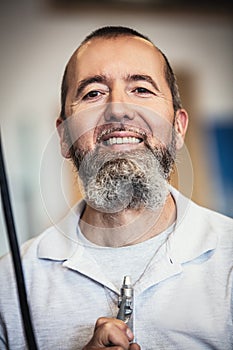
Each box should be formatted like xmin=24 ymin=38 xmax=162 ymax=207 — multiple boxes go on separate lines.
xmin=73 ymin=73 xmax=165 ymax=104
xmin=67 ymin=45 xmax=169 ymax=103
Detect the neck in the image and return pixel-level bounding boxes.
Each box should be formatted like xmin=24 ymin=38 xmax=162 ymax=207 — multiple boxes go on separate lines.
xmin=79 ymin=193 xmax=176 ymax=247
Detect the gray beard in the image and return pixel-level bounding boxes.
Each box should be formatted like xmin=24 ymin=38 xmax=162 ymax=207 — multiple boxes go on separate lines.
xmin=73 ymin=144 xmax=175 ymax=213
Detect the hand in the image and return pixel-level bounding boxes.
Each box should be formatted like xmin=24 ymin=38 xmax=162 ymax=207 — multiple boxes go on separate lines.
xmin=82 ymin=317 xmax=141 ymax=350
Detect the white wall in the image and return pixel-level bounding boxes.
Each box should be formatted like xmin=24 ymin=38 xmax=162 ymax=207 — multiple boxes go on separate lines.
xmin=0 ymin=1 xmax=232 ymax=256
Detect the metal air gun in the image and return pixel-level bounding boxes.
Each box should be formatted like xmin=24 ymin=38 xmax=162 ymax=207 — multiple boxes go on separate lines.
xmin=117 ymin=275 xmax=133 ymax=324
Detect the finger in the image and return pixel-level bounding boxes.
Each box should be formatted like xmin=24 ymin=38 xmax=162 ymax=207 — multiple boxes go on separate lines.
xmin=95 ymin=321 xmax=130 ymax=348
xmin=95 ymin=317 xmax=129 ymax=332
xmin=129 ymin=343 xmax=141 ymax=350
xmin=86 ymin=317 xmax=134 ymax=349
xmin=95 ymin=317 xmax=134 ymax=341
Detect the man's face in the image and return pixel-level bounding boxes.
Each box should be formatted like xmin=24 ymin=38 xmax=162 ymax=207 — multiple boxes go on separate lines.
xmin=63 ymin=36 xmax=176 ymax=157
xmin=57 ymin=35 xmax=188 ymax=212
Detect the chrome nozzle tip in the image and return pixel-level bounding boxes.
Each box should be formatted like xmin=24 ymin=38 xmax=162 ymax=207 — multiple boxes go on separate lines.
xmin=123 ymin=275 xmax=131 ymax=287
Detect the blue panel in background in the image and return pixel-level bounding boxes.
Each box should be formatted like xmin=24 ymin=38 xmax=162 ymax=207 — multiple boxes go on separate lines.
xmin=215 ymin=125 xmax=233 ymax=185
xmin=208 ymin=120 xmax=233 ymax=217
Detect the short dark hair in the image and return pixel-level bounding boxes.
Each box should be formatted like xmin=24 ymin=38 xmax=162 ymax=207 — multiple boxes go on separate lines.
xmin=60 ymin=26 xmax=182 ymax=119
xmin=80 ymin=26 xmax=152 ymax=45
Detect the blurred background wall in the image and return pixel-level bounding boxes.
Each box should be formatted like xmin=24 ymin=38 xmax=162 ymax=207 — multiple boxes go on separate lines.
xmin=0 ymin=0 xmax=233 ymax=256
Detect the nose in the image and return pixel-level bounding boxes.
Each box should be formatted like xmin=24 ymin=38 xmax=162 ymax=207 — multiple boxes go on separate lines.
xmin=104 ymin=103 xmax=135 ymax=122
xmin=104 ymin=89 xmax=135 ymax=122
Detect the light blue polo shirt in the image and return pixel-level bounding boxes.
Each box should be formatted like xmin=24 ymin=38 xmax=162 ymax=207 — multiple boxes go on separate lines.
xmin=0 ymin=188 xmax=232 ymax=349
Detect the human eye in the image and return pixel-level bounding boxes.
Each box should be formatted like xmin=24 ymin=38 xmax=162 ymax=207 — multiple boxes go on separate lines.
xmin=133 ymin=87 xmax=154 ymax=96
xmin=83 ymin=90 xmax=103 ymax=101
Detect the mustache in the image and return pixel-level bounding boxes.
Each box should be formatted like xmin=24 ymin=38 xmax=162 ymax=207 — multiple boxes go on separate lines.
xmin=94 ymin=123 xmax=150 ymax=143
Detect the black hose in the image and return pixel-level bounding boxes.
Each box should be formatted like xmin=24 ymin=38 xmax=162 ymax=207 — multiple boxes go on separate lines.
xmin=0 ymin=131 xmax=38 ymax=349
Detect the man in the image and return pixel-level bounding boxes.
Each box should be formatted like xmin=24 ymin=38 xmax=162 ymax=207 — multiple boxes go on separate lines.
xmin=0 ymin=26 xmax=232 ymax=350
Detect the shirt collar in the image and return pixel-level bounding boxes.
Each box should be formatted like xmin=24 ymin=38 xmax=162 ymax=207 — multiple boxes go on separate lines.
xmin=37 ymin=200 xmax=86 ymax=261
xmin=38 ymin=187 xmax=218 ymax=273
xmin=37 ymin=200 xmax=121 ymax=293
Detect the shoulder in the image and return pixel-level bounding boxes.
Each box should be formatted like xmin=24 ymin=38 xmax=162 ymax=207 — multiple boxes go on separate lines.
xmin=170 ymin=188 xmax=233 ymax=263
xmin=172 ymin=186 xmax=232 ymax=235
xmin=0 ymin=229 xmax=49 ymax=285
xmin=0 ymin=199 xmax=85 ymax=280
xmin=189 ymin=199 xmax=233 ymax=240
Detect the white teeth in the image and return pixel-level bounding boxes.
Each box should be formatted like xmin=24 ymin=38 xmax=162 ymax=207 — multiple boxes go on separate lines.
xmin=117 ymin=137 xmax=123 ymax=144
xmin=105 ymin=137 xmax=141 ymax=146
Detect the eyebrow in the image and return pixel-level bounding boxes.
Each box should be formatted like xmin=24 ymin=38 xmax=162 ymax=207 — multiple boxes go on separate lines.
xmin=75 ymin=73 xmax=161 ymax=98
xmin=76 ymin=75 xmax=107 ymax=98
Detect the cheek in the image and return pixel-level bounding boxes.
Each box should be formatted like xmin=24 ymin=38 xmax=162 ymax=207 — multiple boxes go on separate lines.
xmin=65 ymin=107 xmax=103 ymax=148
xmin=153 ymin=121 xmax=173 ymax=145
xmin=135 ymin=99 xmax=174 ymax=144
xmin=72 ymin=130 xmax=95 ymax=154
xmin=142 ymin=110 xmax=174 ymax=145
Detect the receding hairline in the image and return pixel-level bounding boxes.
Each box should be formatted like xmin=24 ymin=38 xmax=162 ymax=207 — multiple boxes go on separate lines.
xmin=69 ymin=34 xmax=161 ymax=68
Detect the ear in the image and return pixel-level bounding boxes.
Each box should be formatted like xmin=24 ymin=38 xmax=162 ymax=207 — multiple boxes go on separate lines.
xmin=174 ymin=108 xmax=189 ymax=150
xmin=56 ymin=117 xmax=71 ymax=158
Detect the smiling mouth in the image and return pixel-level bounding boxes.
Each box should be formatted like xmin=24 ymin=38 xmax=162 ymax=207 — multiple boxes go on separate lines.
xmin=97 ymin=126 xmax=146 ymax=146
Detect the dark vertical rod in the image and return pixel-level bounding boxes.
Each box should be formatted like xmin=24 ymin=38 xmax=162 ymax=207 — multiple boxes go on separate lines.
xmin=0 ymin=131 xmax=38 ymax=350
